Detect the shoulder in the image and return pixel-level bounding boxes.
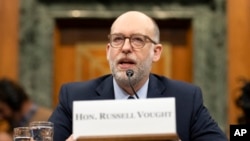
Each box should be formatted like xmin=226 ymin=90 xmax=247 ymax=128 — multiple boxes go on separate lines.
xmin=61 ymin=74 xmax=112 ymax=90
xmin=151 ymin=73 xmax=200 ymax=90
xmin=150 ymin=73 xmax=203 ymax=100
xmin=57 ymin=74 xmax=113 ymax=100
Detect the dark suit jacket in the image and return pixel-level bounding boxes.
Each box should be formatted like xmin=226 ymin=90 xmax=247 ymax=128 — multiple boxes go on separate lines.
xmin=49 ymin=74 xmax=228 ymax=141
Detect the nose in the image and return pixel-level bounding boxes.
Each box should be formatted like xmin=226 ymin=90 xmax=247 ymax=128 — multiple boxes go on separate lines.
xmin=121 ymin=38 xmax=133 ymax=54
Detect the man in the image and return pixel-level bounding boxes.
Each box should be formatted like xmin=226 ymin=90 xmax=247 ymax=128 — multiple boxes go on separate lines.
xmin=0 ymin=78 xmax=52 ymax=133
xmin=49 ymin=11 xmax=228 ymax=141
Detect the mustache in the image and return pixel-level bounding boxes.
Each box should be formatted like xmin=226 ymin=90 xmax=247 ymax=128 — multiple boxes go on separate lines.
xmin=116 ymin=57 xmax=137 ymax=65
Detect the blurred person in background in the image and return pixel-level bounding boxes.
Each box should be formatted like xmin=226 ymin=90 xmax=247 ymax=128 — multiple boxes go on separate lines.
xmin=0 ymin=78 xmax=52 ymax=136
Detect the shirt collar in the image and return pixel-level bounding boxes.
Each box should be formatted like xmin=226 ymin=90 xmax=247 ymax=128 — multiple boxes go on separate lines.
xmin=113 ymin=78 xmax=149 ymax=100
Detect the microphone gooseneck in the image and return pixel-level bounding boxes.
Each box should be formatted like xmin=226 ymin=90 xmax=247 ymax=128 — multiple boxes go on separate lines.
xmin=126 ymin=69 xmax=139 ymax=99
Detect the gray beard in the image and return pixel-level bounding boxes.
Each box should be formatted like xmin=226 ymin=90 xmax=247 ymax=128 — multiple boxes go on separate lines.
xmin=112 ymin=72 xmax=132 ymax=88
xmin=112 ymin=68 xmax=148 ymax=89
xmin=109 ymin=57 xmax=152 ymax=89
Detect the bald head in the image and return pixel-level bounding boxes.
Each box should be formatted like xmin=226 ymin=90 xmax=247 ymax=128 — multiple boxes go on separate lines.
xmin=110 ymin=11 xmax=160 ymax=43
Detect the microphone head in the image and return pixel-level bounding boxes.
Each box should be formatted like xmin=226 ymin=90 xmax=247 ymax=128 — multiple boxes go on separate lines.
xmin=126 ymin=69 xmax=134 ymax=77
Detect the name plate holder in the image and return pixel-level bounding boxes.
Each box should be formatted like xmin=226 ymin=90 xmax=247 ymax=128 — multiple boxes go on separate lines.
xmin=73 ymin=98 xmax=179 ymax=141
xmin=77 ymin=133 xmax=179 ymax=141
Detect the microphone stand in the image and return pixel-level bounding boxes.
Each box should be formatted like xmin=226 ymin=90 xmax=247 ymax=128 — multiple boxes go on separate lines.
xmin=126 ymin=69 xmax=139 ymax=99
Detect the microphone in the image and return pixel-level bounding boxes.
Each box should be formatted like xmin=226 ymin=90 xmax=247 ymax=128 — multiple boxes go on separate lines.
xmin=126 ymin=69 xmax=139 ymax=99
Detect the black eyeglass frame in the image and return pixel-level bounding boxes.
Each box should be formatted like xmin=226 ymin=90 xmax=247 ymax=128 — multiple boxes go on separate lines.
xmin=108 ymin=33 xmax=158 ymax=49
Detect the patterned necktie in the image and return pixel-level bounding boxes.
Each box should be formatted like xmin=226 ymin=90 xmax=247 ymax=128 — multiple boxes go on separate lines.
xmin=128 ymin=96 xmax=135 ymax=99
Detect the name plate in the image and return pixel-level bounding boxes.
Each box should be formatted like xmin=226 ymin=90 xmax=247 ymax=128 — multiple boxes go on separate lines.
xmin=73 ymin=98 xmax=176 ymax=140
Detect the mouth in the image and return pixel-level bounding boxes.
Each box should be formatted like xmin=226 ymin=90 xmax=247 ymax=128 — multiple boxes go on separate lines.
xmin=117 ymin=58 xmax=136 ymax=69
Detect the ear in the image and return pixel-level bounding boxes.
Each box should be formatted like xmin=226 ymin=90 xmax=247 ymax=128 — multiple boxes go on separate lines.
xmin=106 ymin=43 xmax=111 ymax=60
xmin=152 ymin=44 xmax=163 ymax=62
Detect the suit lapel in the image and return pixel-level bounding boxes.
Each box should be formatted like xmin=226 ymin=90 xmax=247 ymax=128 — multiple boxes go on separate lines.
xmin=147 ymin=74 xmax=167 ymax=98
xmin=94 ymin=75 xmax=115 ymax=100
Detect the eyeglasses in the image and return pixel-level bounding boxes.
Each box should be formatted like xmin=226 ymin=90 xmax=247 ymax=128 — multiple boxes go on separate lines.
xmin=108 ymin=34 xmax=157 ymax=49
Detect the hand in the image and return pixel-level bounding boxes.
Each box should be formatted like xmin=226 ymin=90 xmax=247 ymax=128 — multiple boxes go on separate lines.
xmin=0 ymin=132 xmax=12 ymax=141
xmin=66 ymin=134 xmax=75 ymax=141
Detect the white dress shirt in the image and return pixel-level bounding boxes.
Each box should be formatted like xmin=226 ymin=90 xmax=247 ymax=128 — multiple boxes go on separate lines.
xmin=113 ymin=78 xmax=149 ymax=100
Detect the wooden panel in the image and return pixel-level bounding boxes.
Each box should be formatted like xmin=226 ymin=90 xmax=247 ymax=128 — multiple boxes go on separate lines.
xmin=157 ymin=19 xmax=192 ymax=82
xmin=0 ymin=0 xmax=19 ymax=132
xmin=171 ymin=27 xmax=192 ymax=82
xmin=0 ymin=0 xmax=19 ymax=80
xmin=228 ymin=0 xmax=250 ymax=124
xmin=76 ymin=43 xmax=110 ymax=80
xmin=53 ymin=26 xmax=77 ymax=107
